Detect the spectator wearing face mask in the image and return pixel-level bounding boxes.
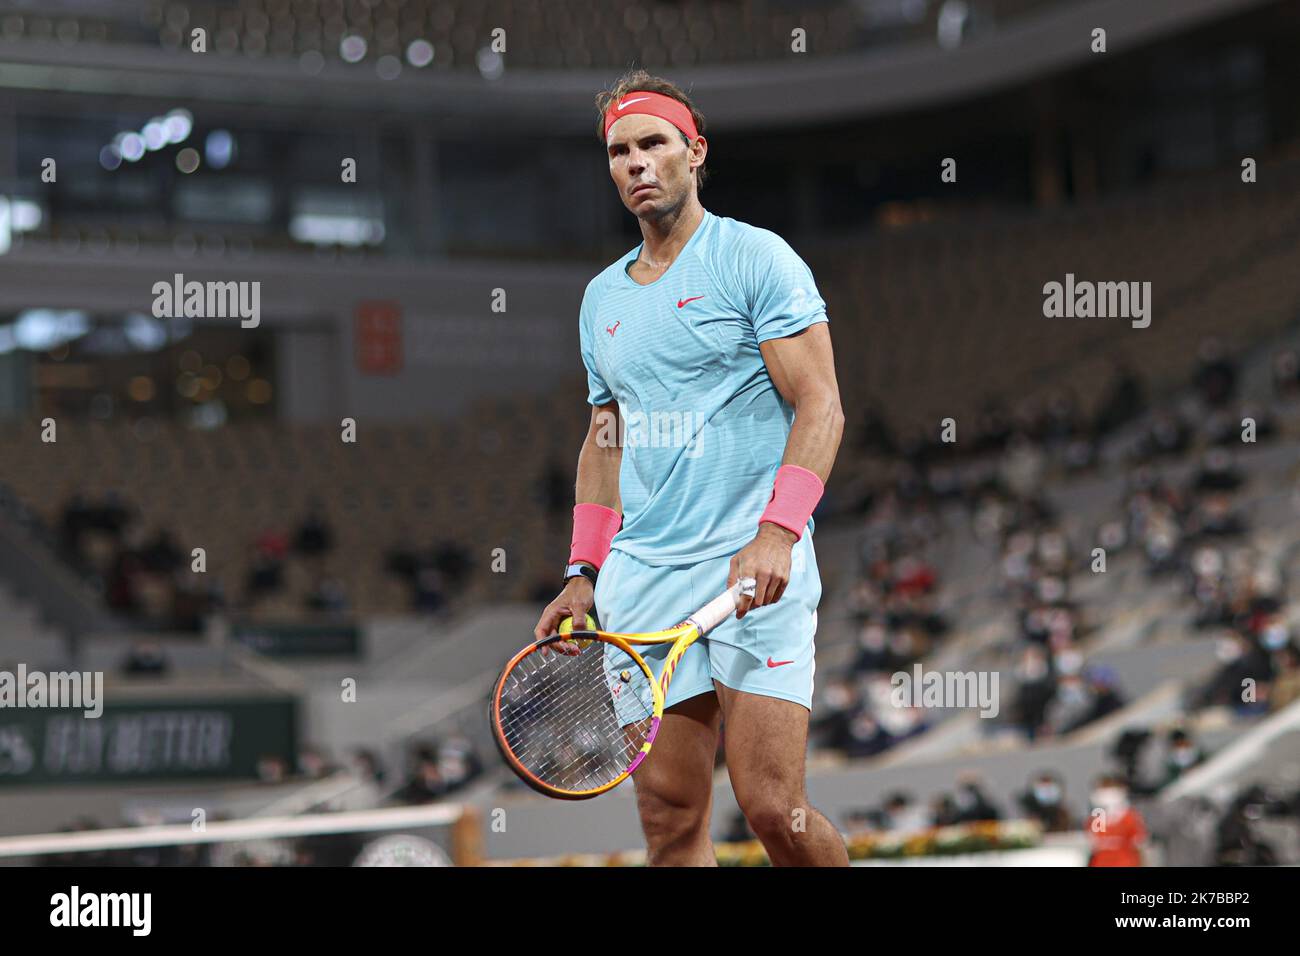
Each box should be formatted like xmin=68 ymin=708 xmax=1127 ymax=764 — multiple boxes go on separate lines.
xmin=1086 ymin=775 xmax=1146 ymax=867
xmin=1162 ymin=728 xmax=1206 ymax=786
xmin=1259 ymin=616 xmax=1292 ymax=654
xmin=1018 ymin=771 xmax=1073 ymax=832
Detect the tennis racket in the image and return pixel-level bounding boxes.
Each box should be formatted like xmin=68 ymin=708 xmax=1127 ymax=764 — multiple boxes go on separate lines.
xmin=490 ymin=576 xmax=757 ymax=800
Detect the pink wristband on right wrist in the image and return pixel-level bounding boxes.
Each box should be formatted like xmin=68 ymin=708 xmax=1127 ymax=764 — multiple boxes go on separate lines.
xmin=569 ymin=502 xmax=622 ymax=569
xmin=758 ymin=464 xmax=824 ymax=541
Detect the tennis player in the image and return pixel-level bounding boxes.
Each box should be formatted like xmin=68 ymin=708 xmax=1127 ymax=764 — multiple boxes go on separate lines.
xmin=533 ymin=70 xmax=848 ymax=866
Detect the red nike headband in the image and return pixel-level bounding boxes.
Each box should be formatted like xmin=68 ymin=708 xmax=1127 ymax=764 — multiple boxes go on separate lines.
xmin=603 ymin=90 xmax=699 ymax=142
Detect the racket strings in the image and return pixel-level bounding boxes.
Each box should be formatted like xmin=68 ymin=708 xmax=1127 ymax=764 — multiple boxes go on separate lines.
xmin=497 ymin=638 xmax=655 ymax=793
xmin=500 ymin=649 xmax=648 ymax=775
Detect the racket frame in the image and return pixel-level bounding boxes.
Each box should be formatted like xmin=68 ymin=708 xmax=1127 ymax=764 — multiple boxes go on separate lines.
xmin=489 ymin=578 xmax=755 ymax=800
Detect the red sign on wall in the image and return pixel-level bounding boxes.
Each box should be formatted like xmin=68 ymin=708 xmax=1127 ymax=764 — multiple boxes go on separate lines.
xmin=355 ymin=301 xmax=402 ymax=375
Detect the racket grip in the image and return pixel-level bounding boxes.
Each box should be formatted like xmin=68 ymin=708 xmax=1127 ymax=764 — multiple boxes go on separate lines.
xmin=689 ymin=577 xmax=757 ymax=636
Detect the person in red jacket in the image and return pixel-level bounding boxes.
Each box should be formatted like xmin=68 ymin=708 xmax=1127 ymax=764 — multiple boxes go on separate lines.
xmin=1086 ymin=774 xmax=1146 ymax=866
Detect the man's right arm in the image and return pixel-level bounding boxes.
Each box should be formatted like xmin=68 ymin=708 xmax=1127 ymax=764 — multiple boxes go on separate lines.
xmin=574 ymin=401 xmax=623 ymax=546
xmin=533 ymin=401 xmax=622 ymax=639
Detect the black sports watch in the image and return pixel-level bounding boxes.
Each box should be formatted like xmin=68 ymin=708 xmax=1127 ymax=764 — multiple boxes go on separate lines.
xmin=563 ymin=562 xmax=598 ymax=589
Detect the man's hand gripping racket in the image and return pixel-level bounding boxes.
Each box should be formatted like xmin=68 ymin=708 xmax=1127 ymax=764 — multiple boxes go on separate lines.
xmin=490 ymin=577 xmax=757 ymax=799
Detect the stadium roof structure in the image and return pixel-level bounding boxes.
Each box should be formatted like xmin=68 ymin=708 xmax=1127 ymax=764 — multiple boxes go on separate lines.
xmin=0 ymin=0 xmax=1275 ymax=133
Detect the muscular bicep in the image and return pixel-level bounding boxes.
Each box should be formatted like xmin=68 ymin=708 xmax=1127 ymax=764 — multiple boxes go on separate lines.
xmin=758 ymin=322 xmax=841 ymax=410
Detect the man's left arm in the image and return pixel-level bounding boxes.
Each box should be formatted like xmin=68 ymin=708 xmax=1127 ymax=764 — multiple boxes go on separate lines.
xmin=729 ymin=322 xmax=844 ymax=616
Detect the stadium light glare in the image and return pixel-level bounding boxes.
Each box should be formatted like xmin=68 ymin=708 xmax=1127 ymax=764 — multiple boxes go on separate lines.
xmin=937 ymin=0 xmax=968 ymax=50
xmin=0 ymin=325 xmax=15 ymax=354
xmin=98 ymin=145 xmax=122 ymax=170
xmin=205 ymin=130 xmax=235 ymax=169
xmin=290 ymin=213 xmax=384 ymax=246
xmin=143 ymin=119 xmax=168 ymax=151
xmin=124 ymin=312 xmax=168 ymax=351
xmin=406 ymin=39 xmax=434 ymax=68
xmin=9 ymin=199 xmax=41 ymax=231
xmin=476 ymin=47 xmax=504 ymax=80
xmin=119 ymin=133 xmax=146 ymax=162
xmin=340 ymin=35 xmax=367 ymax=63
xmin=164 ymin=109 xmax=193 ymax=144
xmin=13 ymin=310 xmax=91 ymax=351
xmin=176 ymin=148 xmax=201 ymax=174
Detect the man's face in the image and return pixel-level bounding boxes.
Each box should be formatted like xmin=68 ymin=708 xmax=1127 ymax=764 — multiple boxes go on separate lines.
xmin=606 ymin=112 xmax=703 ymax=219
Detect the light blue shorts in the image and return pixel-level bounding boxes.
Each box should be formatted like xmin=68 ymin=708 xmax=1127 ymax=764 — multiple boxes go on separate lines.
xmin=594 ymin=532 xmax=821 ymax=722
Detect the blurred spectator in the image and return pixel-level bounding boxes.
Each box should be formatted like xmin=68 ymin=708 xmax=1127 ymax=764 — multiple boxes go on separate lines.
xmin=1018 ymin=771 xmax=1074 ymax=832
xmin=1269 ymin=645 xmax=1300 ymax=711
xmin=139 ymin=528 xmax=184 ymax=574
xmin=297 ymin=746 xmax=336 ymax=780
xmin=255 ymin=527 xmax=290 ymax=561
xmin=1054 ymin=666 xmax=1126 ymax=735
xmin=256 ymin=755 xmax=289 ymax=783
xmin=1161 ymin=728 xmax=1206 ymax=786
xmin=950 ymin=773 xmax=1002 ymax=823
xmin=437 ymin=735 xmax=483 ymax=791
xmin=880 ymin=792 xmax=930 ymax=833
xmin=432 ymin=540 xmax=472 ymax=591
xmin=349 ymin=748 xmax=386 ymax=786
xmin=121 ymin=640 xmax=169 ymax=676
xmin=1215 ymin=785 xmax=1282 ymax=866
xmin=393 ymin=738 xmax=482 ymax=804
xmin=1193 ymin=337 xmax=1238 ymax=408
xmin=294 ymin=501 xmax=334 ymax=556
xmin=393 ymin=753 xmax=446 ymax=804
xmin=306 ymin=576 xmax=349 ymax=614
xmin=413 ymin=566 xmax=446 ymax=613
xmin=245 ymin=546 xmax=285 ymax=601
xmin=1011 ymin=645 xmax=1055 ymax=739
xmin=1271 ymin=347 xmax=1300 ymax=397
xmin=1085 ymin=775 xmax=1146 ymax=867
xmin=1196 ymin=631 xmax=1273 ymax=713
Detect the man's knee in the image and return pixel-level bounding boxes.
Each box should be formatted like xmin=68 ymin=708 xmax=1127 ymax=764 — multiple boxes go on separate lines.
xmin=636 ymin=778 xmax=711 ymax=845
xmin=735 ymin=786 xmax=805 ymax=841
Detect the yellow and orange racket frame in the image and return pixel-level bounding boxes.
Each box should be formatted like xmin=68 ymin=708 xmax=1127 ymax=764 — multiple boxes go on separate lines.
xmin=489 ymin=578 xmax=755 ymax=800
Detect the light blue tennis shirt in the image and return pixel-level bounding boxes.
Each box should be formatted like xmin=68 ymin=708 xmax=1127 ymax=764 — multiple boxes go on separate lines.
xmin=579 ymin=209 xmax=829 ymax=566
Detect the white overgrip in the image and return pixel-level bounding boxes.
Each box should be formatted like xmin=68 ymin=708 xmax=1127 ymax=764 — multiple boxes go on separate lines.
xmin=687 ymin=577 xmax=757 ymax=636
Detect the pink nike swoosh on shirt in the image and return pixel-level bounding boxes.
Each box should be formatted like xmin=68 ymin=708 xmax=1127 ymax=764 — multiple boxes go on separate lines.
xmin=767 ymin=657 xmax=795 ymax=668
xmin=677 ymin=295 xmax=705 ymax=308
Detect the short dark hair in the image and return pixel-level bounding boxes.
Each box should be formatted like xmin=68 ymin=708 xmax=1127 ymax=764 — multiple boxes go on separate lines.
xmin=595 ymin=68 xmax=708 ymax=192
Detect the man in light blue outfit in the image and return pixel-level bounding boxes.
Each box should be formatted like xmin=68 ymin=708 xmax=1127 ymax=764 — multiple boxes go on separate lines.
xmin=535 ymin=70 xmax=848 ymax=867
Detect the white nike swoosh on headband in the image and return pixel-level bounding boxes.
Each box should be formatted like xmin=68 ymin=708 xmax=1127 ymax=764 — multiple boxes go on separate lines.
xmin=617 ymin=96 xmax=651 ymax=111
